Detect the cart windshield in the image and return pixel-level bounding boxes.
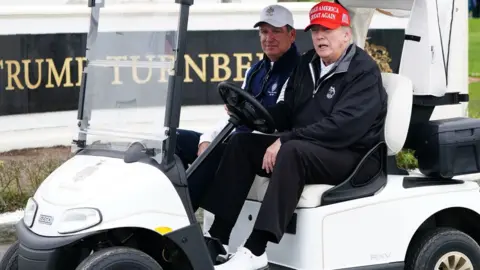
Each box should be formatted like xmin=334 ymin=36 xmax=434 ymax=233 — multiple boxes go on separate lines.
xmin=76 ymin=2 xmax=179 ymax=154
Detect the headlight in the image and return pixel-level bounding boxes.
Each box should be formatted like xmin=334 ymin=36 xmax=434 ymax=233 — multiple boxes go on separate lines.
xmin=23 ymin=198 xmax=38 ymax=227
xmin=57 ymin=208 xmax=102 ymax=234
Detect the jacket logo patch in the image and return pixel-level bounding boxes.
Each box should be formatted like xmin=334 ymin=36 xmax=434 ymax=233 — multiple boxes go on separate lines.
xmin=326 ymin=86 xmax=336 ymax=99
xmin=268 ymin=82 xmax=278 ymax=96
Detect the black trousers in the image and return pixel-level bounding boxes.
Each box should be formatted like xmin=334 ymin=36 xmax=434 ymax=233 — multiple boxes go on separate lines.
xmin=175 ymin=129 xmax=227 ymax=211
xmin=199 ymin=133 xmax=364 ymax=243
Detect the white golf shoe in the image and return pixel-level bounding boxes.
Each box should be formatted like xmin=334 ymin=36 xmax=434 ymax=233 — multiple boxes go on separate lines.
xmin=214 ymin=247 xmax=269 ymax=270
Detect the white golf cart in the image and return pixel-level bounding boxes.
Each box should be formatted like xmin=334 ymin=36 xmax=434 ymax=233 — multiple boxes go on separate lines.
xmin=0 ymin=0 xmax=478 ymax=269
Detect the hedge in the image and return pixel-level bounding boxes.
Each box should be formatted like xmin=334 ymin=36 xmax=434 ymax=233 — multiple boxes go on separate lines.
xmin=0 ymin=157 xmax=67 ymax=213
xmin=0 ymin=148 xmax=417 ymax=214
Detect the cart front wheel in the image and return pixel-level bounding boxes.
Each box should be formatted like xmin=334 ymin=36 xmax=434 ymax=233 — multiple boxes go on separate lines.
xmin=75 ymin=246 xmax=163 ymax=270
xmin=0 ymin=241 xmax=18 ymax=270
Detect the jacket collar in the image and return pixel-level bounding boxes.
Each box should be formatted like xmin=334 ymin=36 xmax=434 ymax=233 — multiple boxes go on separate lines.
xmin=308 ymin=43 xmax=356 ymax=85
xmin=261 ymin=42 xmax=300 ymax=72
xmin=310 ymin=43 xmax=356 ymax=74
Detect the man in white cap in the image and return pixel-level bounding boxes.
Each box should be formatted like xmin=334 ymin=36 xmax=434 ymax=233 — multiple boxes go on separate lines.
xmin=175 ymin=3 xmax=300 ymax=222
xmin=252 ymin=4 xmax=297 ymax=63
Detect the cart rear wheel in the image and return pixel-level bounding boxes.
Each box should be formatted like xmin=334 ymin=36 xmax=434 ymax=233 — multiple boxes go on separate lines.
xmin=406 ymin=227 xmax=480 ymax=270
xmin=75 ymin=246 xmax=162 ymax=270
xmin=0 ymin=241 xmax=18 ymax=270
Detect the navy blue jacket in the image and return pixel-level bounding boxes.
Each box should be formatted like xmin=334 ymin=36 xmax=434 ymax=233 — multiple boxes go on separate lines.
xmin=235 ymin=42 xmax=300 ymax=133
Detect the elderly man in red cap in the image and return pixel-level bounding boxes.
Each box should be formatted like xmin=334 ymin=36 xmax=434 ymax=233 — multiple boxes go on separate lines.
xmin=201 ymin=1 xmax=388 ymax=269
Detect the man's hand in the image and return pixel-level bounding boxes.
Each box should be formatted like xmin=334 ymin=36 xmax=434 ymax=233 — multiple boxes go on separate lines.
xmin=197 ymin=142 xmax=210 ymax=156
xmin=262 ymin=138 xmax=282 ymax=174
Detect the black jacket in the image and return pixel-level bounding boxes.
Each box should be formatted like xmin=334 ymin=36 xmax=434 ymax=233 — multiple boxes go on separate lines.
xmin=268 ymin=44 xmax=388 ymax=153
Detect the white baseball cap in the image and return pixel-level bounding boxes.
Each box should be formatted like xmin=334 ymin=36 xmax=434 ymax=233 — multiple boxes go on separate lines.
xmin=253 ymin=4 xmax=294 ymax=28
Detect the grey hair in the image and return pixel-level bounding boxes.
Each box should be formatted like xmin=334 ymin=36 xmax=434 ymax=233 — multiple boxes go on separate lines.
xmin=341 ymin=25 xmax=354 ymax=44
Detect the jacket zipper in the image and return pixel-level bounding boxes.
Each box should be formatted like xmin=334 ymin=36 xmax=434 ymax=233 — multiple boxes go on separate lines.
xmin=309 ymin=62 xmax=337 ymax=98
xmin=259 ymin=65 xmax=273 ymax=98
xmin=246 ymin=62 xmax=272 ymax=100
xmin=250 ymin=62 xmax=273 ymax=100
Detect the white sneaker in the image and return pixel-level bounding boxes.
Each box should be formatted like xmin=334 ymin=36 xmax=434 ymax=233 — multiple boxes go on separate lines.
xmin=214 ymin=247 xmax=268 ymax=270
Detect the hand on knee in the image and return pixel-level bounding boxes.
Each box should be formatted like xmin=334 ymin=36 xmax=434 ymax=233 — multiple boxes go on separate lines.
xmin=262 ymin=138 xmax=282 ymax=173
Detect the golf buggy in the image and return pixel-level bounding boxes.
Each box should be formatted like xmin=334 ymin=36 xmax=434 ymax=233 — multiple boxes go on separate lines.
xmin=0 ymin=0 xmax=479 ymax=269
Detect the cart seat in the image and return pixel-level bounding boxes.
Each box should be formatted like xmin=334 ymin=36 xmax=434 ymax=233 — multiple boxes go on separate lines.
xmin=246 ymin=72 xmax=413 ymax=208
xmin=247 ymin=176 xmax=333 ymax=208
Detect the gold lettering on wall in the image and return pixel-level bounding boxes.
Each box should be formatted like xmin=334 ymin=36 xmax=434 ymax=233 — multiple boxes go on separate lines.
xmin=45 ymin=58 xmax=74 ymax=88
xmin=4 ymin=60 xmax=23 ymax=90
xmin=211 ymin=53 xmax=231 ymax=82
xmin=233 ymin=53 xmax=252 ymax=82
xmin=131 ymin=55 xmax=155 ymax=84
xmin=185 ymin=54 xmax=208 ymax=82
xmin=75 ymin=57 xmax=87 ymax=86
xmin=22 ymin=59 xmax=44 ymax=89
xmin=0 ymin=53 xmax=265 ymax=91
xmin=106 ymin=55 xmax=127 ymax=85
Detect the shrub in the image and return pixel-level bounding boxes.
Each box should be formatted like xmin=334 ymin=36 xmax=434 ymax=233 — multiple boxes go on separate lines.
xmin=0 ymin=148 xmax=419 ymax=214
xmin=396 ymin=150 xmax=418 ymax=170
xmin=0 ymin=154 xmax=68 ymax=213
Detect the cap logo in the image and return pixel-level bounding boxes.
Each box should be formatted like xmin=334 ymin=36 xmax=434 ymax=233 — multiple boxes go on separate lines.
xmin=265 ymin=6 xmax=274 ymax=16
xmin=306 ymin=2 xmax=351 ymax=29
xmin=310 ymin=12 xmax=336 ymax=21
xmin=310 ymin=5 xmax=339 ymax=14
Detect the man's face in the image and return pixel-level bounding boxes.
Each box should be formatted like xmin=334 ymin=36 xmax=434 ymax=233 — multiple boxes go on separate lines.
xmin=310 ymin=25 xmax=350 ymax=64
xmin=259 ymin=23 xmax=296 ymax=61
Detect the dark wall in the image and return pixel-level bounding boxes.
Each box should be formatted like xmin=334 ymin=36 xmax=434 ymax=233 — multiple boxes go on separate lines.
xmin=0 ymin=28 xmax=404 ymax=116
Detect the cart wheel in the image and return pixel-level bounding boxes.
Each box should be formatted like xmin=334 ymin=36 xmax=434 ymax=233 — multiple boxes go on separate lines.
xmin=406 ymin=227 xmax=480 ymax=270
xmin=0 ymin=241 xmax=18 ymax=270
xmin=75 ymin=246 xmax=163 ymax=270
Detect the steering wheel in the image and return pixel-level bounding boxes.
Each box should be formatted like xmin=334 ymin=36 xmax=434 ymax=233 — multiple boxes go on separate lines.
xmin=217 ymin=81 xmax=276 ymax=134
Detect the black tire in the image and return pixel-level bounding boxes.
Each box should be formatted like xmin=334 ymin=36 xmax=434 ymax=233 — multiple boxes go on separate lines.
xmin=75 ymin=246 xmax=163 ymax=270
xmin=0 ymin=241 xmax=18 ymax=270
xmin=406 ymin=227 xmax=480 ymax=270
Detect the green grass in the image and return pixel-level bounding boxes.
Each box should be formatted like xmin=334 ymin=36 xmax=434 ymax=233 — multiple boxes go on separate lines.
xmin=470 ymin=19 xmax=480 ymax=77
xmin=469 ymin=82 xmax=480 ymax=118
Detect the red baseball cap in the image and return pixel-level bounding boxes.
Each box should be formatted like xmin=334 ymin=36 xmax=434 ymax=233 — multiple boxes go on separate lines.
xmin=304 ymin=1 xmax=351 ymax=31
